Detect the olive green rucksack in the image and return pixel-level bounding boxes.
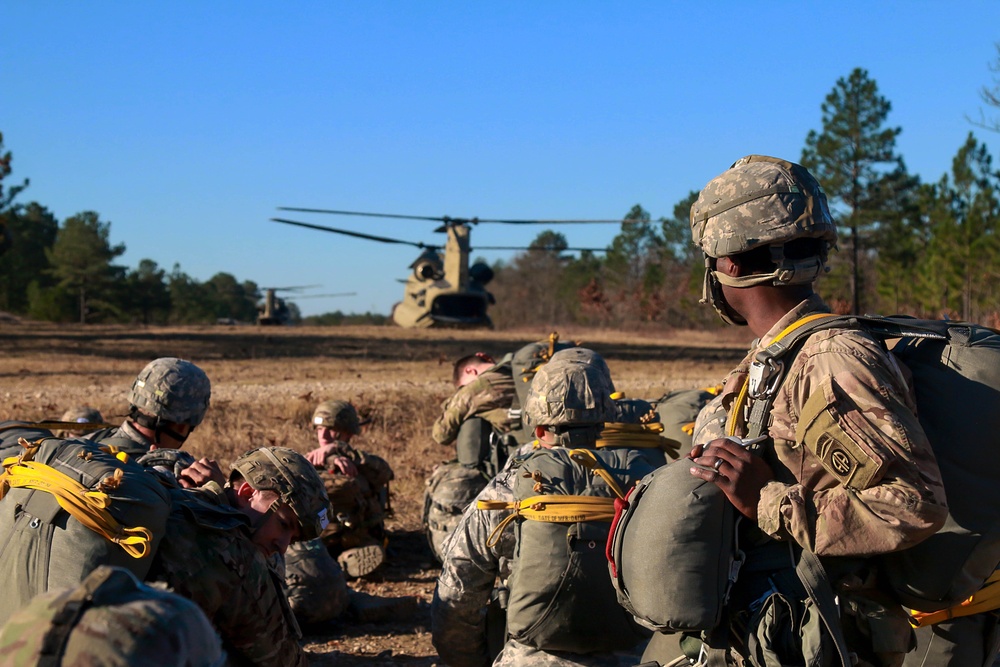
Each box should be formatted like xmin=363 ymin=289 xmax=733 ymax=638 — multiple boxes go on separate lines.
xmin=747 ymin=315 xmax=1000 ymax=612
xmin=501 ymin=445 xmax=664 ymax=653
xmin=653 ymin=387 xmax=721 ymax=458
xmin=0 ymin=437 xmax=172 ymax=625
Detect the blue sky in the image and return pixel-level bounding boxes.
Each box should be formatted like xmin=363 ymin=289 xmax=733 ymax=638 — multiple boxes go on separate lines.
xmin=3 ymin=3 xmax=999 ymax=316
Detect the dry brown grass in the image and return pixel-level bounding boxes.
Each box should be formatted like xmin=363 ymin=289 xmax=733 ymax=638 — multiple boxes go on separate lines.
xmin=0 ymin=322 xmax=748 ymax=664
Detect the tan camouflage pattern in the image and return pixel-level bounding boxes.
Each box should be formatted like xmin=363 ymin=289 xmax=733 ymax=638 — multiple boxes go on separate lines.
xmin=127 ymin=357 xmax=211 ymax=426
xmin=232 ymin=446 xmax=332 ymax=541
xmin=53 ymin=406 xmax=105 ymax=438
xmin=145 ymin=488 xmax=308 ymax=667
xmin=432 ymin=366 xmax=517 ymax=445
xmin=720 ymin=294 xmax=948 ymax=556
xmin=689 ymin=154 xmax=837 ymax=259
xmin=313 ymin=439 xmax=392 ymax=549
xmin=284 ymin=538 xmax=350 ymax=625
xmin=0 ymin=566 xmax=224 ymax=667
xmin=522 ymin=348 xmax=615 ymax=428
xmin=312 ymin=400 xmax=362 ymax=435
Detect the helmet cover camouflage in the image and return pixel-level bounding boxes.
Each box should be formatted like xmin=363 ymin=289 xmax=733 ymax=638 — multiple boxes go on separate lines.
xmin=230 ymin=446 xmax=332 ymax=541
xmin=127 ymin=358 xmax=211 ymax=426
xmin=690 ymin=155 xmax=837 ymax=260
xmin=312 ymin=400 xmax=361 ymax=435
xmin=0 ymin=565 xmax=225 ymax=667
xmin=60 ymin=405 xmax=104 ymax=425
xmin=523 ymin=348 xmax=616 ymax=429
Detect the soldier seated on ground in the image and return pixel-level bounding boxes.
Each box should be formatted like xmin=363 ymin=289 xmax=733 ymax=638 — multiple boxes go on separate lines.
xmin=0 ymin=566 xmax=225 ymax=667
xmin=86 ymin=357 xmax=211 ymax=456
xmin=53 ymin=405 xmax=106 ymax=438
xmin=306 ymin=400 xmax=393 ymax=578
xmin=144 ymin=446 xmax=330 ymax=667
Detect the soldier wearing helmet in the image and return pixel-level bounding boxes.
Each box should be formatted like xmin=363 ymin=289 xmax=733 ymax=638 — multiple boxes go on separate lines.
xmin=0 ymin=566 xmax=225 ymax=667
xmin=305 ymin=400 xmax=393 ymax=578
xmin=678 ymin=156 xmax=947 ymax=667
xmin=432 ymin=348 xmax=665 ymax=667
xmin=145 ymin=447 xmax=329 ymax=667
xmin=87 ymin=357 xmax=211 ymax=456
xmin=53 ymin=405 xmax=106 ymax=438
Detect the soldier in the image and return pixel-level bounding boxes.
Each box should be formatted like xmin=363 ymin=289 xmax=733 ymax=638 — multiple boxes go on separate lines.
xmin=0 ymin=566 xmax=225 ymax=667
xmin=145 ymin=446 xmax=331 ymax=667
xmin=87 ymin=357 xmax=211 ymax=456
xmin=306 ymin=400 xmax=393 ymax=578
xmin=432 ymin=347 xmax=663 ymax=666
xmin=684 ymin=155 xmax=948 ymax=666
xmin=53 ymin=405 xmax=105 ymax=438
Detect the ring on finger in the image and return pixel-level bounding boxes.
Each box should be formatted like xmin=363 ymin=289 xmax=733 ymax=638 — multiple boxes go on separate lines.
xmin=714 ymin=458 xmax=724 ymax=471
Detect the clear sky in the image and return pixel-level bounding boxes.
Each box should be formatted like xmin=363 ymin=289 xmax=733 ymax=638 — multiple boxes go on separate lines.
xmin=3 ymin=3 xmax=999 ymax=316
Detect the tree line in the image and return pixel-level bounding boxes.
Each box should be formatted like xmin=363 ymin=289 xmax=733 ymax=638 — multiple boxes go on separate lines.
xmin=490 ymin=59 xmax=1000 ymax=330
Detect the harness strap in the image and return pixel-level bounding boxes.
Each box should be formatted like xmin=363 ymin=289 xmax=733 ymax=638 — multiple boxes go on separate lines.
xmin=0 ymin=441 xmax=153 ymax=559
xmin=478 ymin=495 xmax=617 ymax=547
xmin=909 ymin=570 xmax=1000 ymax=627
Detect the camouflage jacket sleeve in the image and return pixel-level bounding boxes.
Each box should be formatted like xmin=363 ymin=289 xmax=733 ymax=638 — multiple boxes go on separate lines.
xmin=735 ymin=301 xmax=948 ymax=557
xmin=431 ymin=467 xmax=518 ymax=667
xmin=431 ymin=370 xmax=517 ymax=446
xmin=355 ymin=450 xmax=394 ymax=488
xmin=149 ymin=511 xmax=308 ymax=667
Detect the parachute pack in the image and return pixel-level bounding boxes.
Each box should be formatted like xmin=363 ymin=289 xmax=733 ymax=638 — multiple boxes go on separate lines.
xmin=422 ymin=461 xmax=489 ymax=563
xmin=480 ymin=444 xmax=665 ymax=653
xmin=741 ymin=314 xmax=1000 ymax=613
xmin=0 ymin=435 xmax=172 ymax=625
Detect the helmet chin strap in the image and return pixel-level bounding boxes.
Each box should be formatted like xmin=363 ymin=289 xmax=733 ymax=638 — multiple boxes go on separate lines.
xmin=130 ymin=409 xmax=192 ymax=446
xmin=700 ymin=258 xmax=747 ymax=327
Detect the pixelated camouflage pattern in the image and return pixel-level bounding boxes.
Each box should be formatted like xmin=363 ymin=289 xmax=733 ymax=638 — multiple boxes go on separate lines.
xmin=137 ymin=448 xmax=197 ymax=481
xmin=127 ymin=357 xmax=211 ymax=426
xmin=53 ymin=406 xmax=105 ymax=438
xmin=312 ymin=400 xmax=362 ymax=435
xmin=232 ymin=446 xmax=332 ymax=541
xmin=491 ymin=638 xmax=646 ymax=666
xmin=283 ymin=538 xmax=349 ymax=625
xmin=0 ymin=566 xmax=224 ymax=667
xmin=432 ymin=366 xmax=517 ymax=445
xmin=145 ymin=487 xmax=308 ymax=667
xmin=722 ymin=294 xmax=948 ymax=556
xmin=522 ymin=347 xmax=616 ymax=428
xmin=689 ymin=155 xmax=837 ymax=259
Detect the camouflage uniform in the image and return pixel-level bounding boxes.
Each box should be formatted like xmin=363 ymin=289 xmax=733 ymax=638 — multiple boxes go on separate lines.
xmin=313 ymin=440 xmax=392 ymax=554
xmin=0 ymin=565 xmax=224 ymax=667
xmin=283 ymin=538 xmax=350 ymax=626
xmin=85 ymin=419 xmax=154 ymax=456
xmin=431 ymin=362 xmax=517 ymax=446
xmin=688 ymin=156 xmax=949 ymax=666
xmin=432 ymin=349 xmax=652 ymax=667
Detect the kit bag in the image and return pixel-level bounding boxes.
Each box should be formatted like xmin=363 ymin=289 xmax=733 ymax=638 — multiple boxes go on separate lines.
xmin=0 ymin=437 xmax=171 ymax=624
xmin=421 ymin=461 xmax=488 ymax=562
xmin=749 ymin=315 xmax=1000 ymax=612
xmin=607 ymin=457 xmax=738 ymax=632
xmin=502 ymin=446 xmax=663 ymax=653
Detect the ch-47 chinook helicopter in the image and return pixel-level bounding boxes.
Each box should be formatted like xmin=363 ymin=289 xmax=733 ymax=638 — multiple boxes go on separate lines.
xmin=257 ymin=285 xmax=357 ymax=325
xmin=270 ymin=207 xmax=625 ymax=328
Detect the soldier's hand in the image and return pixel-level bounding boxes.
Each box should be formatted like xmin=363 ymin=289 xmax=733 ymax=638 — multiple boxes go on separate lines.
xmin=178 ymin=458 xmax=226 ymax=488
xmin=329 ymin=455 xmax=358 ymax=477
xmin=306 ymin=445 xmax=335 ymax=466
xmin=688 ymin=438 xmax=774 ymax=520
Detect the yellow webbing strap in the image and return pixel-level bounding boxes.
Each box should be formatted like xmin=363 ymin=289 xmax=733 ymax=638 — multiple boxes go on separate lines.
xmin=726 ymin=313 xmax=836 ymax=437
xmin=0 ymin=421 xmax=116 ymax=434
xmin=0 ymin=444 xmax=153 ymax=559
xmin=478 ymin=495 xmax=617 ymax=547
xmin=596 ymin=422 xmax=672 ymax=451
xmin=908 ymin=571 xmax=1000 ymax=627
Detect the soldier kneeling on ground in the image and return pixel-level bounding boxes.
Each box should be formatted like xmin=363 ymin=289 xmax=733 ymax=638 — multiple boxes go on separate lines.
xmin=305 ymin=400 xmax=393 ymax=578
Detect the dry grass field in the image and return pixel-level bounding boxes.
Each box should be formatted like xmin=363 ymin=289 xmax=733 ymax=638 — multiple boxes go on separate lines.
xmin=0 ymin=322 xmax=749 ymax=665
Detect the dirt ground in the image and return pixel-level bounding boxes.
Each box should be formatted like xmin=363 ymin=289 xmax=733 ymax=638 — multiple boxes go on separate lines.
xmin=0 ymin=322 xmax=749 ymax=664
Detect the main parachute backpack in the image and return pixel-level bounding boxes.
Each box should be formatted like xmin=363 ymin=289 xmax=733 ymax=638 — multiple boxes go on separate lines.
xmin=422 ymin=461 xmax=489 ymax=562
xmin=0 ymin=436 xmax=171 ymax=624
xmin=746 ymin=315 xmax=1000 ymax=612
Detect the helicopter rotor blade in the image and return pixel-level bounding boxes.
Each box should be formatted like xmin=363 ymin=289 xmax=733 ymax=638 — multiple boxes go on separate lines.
xmin=277 ymin=207 xmax=633 ymax=226
xmin=271 ymin=218 xmax=440 ymax=250
xmin=287 ymin=292 xmax=358 ymax=299
xmin=260 ymin=285 xmax=322 ymax=292
xmin=277 ymin=207 xmax=445 ymax=222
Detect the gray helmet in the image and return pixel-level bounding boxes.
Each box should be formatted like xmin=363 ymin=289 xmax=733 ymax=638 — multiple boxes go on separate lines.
xmin=0 ymin=566 xmax=225 ymax=667
xmin=127 ymin=358 xmax=211 ymax=426
xmin=690 ymin=155 xmax=838 ymax=324
xmin=523 ymin=348 xmax=616 ymax=429
xmin=312 ymin=400 xmax=362 ymax=435
xmin=230 ymin=447 xmax=332 ymax=541
xmin=54 ymin=405 xmax=105 ymax=438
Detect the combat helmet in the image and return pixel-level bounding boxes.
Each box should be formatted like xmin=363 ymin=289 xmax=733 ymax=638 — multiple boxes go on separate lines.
xmin=690 ymin=155 xmax=838 ymax=324
xmin=127 ymin=357 xmax=211 ymax=426
xmin=312 ymin=400 xmax=363 ymax=435
xmin=54 ymin=405 xmax=106 ymax=438
xmin=0 ymin=566 xmax=225 ymax=667
xmin=523 ymin=348 xmax=616 ymax=446
xmin=230 ymin=447 xmax=332 ymax=541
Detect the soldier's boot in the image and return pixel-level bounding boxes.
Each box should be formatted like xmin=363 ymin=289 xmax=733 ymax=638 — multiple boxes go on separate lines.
xmin=337 ymin=543 xmax=384 ymax=578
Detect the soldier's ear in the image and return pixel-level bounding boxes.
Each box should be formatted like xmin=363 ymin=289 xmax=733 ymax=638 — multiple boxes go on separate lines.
xmin=234 ymin=481 xmax=256 ymax=502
